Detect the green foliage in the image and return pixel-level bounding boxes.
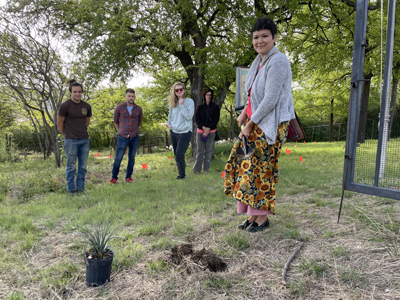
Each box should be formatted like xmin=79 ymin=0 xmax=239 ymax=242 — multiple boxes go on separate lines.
xmin=0 ymin=96 xmax=15 ymax=129
xmin=76 ymin=212 xmax=119 ymax=259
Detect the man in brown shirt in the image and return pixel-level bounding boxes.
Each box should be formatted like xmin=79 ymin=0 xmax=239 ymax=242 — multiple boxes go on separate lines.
xmin=57 ymin=80 xmax=92 ymax=194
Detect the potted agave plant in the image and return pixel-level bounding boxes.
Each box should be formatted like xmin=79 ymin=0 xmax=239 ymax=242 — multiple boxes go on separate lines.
xmin=77 ymin=213 xmax=118 ymax=287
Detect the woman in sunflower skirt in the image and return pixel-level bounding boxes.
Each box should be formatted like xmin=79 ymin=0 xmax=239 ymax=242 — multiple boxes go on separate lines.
xmin=224 ymin=17 xmax=295 ymax=232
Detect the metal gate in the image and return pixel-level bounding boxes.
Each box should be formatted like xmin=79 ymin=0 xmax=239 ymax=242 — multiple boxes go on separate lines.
xmin=342 ymin=0 xmax=400 ymax=203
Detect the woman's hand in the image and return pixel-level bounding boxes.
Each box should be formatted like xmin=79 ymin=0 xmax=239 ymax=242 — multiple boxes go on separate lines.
xmin=178 ymin=98 xmax=184 ymax=106
xmin=237 ymin=107 xmax=247 ymax=127
xmin=241 ymin=120 xmax=254 ymax=139
xmin=203 ymin=126 xmax=211 ymax=135
xmin=166 ymin=124 xmax=172 ymax=130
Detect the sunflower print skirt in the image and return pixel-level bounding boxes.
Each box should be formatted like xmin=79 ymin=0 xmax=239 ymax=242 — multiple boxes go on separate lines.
xmin=224 ymin=122 xmax=289 ymax=214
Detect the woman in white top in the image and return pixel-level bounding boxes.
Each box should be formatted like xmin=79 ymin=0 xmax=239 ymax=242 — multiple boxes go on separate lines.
xmin=166 ymin=82 xmax=195 ymax=179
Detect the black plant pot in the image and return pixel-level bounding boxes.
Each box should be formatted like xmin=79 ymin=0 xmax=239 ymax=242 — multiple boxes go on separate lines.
xmin=85 ymin=249 xmax=114 ymax=287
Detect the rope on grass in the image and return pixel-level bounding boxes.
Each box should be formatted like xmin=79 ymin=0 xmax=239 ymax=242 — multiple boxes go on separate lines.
xmin=282 ymin=242 xmax=304 ymax=285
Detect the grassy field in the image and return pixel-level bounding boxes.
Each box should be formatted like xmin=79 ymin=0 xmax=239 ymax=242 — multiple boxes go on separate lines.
xmin=0 ymin=141 xmax=399 ymax=299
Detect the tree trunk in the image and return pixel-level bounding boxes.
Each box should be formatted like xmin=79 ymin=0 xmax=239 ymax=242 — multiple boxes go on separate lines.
xmin=187 ymin=66 xmax=204 ymax=158
xmin=387 ymin=74 xmax=398 ymax=141
xmin=357 ymin=72 xmax=373 ymax=143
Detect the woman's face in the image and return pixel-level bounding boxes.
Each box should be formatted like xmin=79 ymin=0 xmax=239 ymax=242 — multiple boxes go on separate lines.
xmin=205 ymin=91 xmax=212 ymax=105
xmin=252 ymin=29 xmax=277 ymax=58
xmin=174 ymin=85 xmax=185 ymax=98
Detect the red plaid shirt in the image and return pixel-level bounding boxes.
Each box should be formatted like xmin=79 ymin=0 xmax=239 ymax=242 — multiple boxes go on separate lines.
xmin=113 ymin=102 xmax=143 ymax=138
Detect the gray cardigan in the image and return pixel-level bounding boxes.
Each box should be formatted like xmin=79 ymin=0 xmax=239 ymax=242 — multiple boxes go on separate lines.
xmin=245 ymin=46 xmax=295 ymax=145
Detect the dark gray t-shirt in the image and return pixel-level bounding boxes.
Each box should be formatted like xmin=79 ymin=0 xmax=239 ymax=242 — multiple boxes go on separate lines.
xmin=57 ymin=99 xmax=92 ymax=139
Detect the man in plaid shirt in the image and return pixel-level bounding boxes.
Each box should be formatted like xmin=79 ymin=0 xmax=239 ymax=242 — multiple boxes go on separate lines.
xmin=110 ymin=88 xmax=143 ymax=183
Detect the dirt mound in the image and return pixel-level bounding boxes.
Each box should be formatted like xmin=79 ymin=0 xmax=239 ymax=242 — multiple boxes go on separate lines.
xmin=171 ymin=243 xmax=227 ymax=272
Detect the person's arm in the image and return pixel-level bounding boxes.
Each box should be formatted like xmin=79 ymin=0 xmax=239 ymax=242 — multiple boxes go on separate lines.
xmin=209 ymin=104 xmax=220 ymax=129
xmin=179 ymin=98 xmax=195 ymax=120
xmin=86 ymin=117 xmax=90 ymax=127
xmin=237 ymin=104 xmax=248 ymax=128
xmin=195 ymin=105 xmax=204 ymax=129
xmin=166 ymin=106 xmax=172 ymax=129
xmin=113 ymin=105 xmax=120 ymax=132
xmin=57 ymin=115 xmax=65 ymax=136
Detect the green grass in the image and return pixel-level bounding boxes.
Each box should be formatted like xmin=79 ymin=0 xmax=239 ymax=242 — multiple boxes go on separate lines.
xmin=299 ymin=259 xmax=327 ymax=277
xmin=0 ymin=141 xmax=399 ymax=299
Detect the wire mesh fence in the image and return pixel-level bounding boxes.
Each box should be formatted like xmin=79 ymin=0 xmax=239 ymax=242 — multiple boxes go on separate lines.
xmin=354 ymin=117 xmax=400 ymax=191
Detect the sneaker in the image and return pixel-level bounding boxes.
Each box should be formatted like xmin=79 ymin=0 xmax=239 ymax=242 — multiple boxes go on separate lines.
xmin=204 ymin=170 xmax=209 ymax=174
xmin=176 ymin=176 xmax=185 ymax=180
xmin=126 ymin=178 xmax=134 ymax=183
xmin=110 ymin=178 xmax=117 ymax=184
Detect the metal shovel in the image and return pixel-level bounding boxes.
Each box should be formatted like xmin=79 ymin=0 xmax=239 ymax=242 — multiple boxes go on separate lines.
xmin=236 ymin=126 xmax=256 ymax=160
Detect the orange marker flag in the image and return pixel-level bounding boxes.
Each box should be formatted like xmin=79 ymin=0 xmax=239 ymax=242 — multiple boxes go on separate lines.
xmin=108 ymin=155 xmax=112 ymax=158
xmin=300 ymin=156 xmax=303 ymax=162
xmin=303 ymin=141 xmax=306 ymax=144
xmin=294 ymin=145 xmax=298 ymax=148
xmin=222 ymin=171 xmax=225 ymax=178
xmin=142 ymin=164 xmax=148 ymax=169
xmin=97 ymin=152 xmax=100 ymax=156
xmin=170 ymin=155 xmax=172 ymax=159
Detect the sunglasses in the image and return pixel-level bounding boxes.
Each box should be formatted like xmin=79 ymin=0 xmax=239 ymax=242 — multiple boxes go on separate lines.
xmin=175 ymin=88 xmax=184 ymax=93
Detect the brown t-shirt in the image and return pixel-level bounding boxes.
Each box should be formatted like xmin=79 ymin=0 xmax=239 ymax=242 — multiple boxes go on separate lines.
xmin=57 ymin=99 xmax=92 ymax=139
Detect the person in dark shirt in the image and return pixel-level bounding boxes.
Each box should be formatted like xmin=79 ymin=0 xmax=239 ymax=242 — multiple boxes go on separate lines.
xmin=57 ymin=80 xmax=92 ymax=194
xmin=193 ymin=88 xmax=220 ymax=174
xmin=110 ymin=88 xmax=143 ymax=183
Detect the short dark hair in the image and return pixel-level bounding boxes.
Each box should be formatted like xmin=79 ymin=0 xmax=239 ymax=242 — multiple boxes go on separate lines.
xmin=125 ymin=88 xmax=135 ymax=94
xmin=251 ymin=17 xmax=277 ymax=37
xmin=67 ymin=79 xmax=83 ymax=93
xmin=201 ymin=88 xmax=213 ymax=103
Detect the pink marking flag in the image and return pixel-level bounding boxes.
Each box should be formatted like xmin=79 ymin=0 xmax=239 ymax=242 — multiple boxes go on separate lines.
xmin=300 ymin=156 xmax=303 ymax=162
xmin=222 ymin=171 xmax=225 ymax=178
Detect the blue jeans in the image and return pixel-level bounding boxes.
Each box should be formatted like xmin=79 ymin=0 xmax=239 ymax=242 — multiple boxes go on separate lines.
xmin=112 ymin=135 xmax=140 ymax=180
xmin=170 ymin=131 xmax=191 ymax=178
xmin=64 ymin=138 xmax=90 ymax=192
